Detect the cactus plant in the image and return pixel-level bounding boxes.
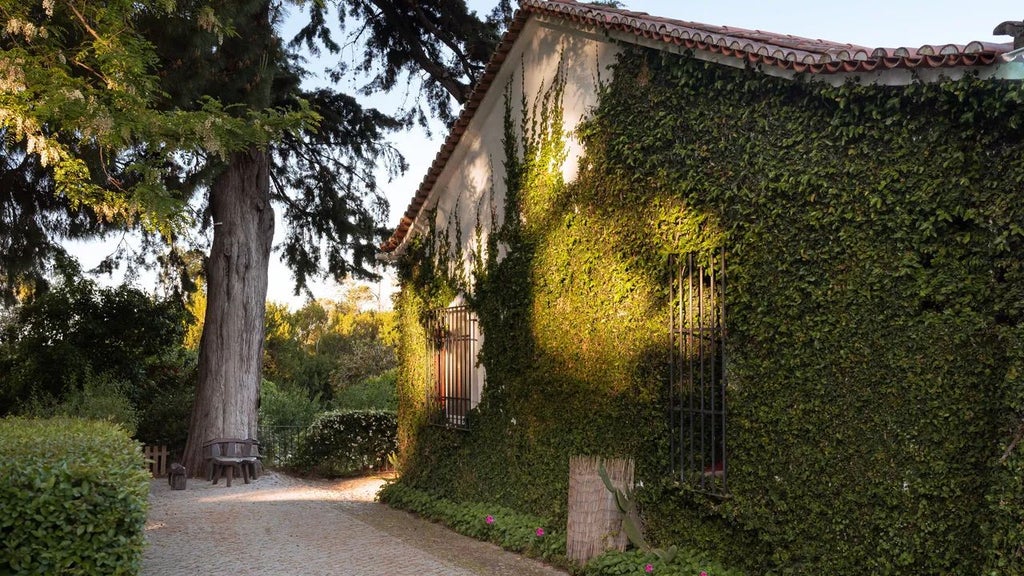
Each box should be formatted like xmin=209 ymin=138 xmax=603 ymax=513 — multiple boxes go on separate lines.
xmin=598 ymin=462 xmax=678 ymax=563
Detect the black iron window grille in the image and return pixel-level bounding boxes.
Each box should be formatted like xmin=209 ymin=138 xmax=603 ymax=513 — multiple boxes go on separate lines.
xmin=426 ymin=305 xmax=480 ymax=429
xmin=670 ymin=250 xmax=727 ymax=494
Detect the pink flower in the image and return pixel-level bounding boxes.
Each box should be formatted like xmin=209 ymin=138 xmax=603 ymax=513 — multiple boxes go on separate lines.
xmin=535 ymin=527 xmax=545 ymax=537
xmin=644 ymin=564 xmax=653 ymax=573
xmin=700 ymin=572 xmax=708 ymax=576
xmin=485 ymin=515 xmax=494 ymax=525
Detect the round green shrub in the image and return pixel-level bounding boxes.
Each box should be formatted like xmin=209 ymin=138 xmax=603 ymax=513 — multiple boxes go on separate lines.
xmin=289 ymin=409 xmax=397 ymax=477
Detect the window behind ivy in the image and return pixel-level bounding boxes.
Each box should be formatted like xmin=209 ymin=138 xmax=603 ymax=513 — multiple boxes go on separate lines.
xmin=670 ymin=250 xmax=727 ymax=494
xmin=426 ymin=305 xmax=480 ymax=429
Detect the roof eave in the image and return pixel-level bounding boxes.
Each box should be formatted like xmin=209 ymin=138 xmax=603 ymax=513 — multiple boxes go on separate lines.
xmin=378 ymin=0 xmax=1015 ymax=258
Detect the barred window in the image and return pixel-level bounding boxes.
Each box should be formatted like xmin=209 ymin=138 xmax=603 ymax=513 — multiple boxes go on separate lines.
xmin=670 ymin=250 xmax=727 ymax=494
xmin=426 ymin=305 xmax=481 ymax=429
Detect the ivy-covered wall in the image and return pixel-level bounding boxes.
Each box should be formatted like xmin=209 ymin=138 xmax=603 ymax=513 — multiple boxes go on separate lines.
xmin=396 ymin=44 xmax=1024 ymax=575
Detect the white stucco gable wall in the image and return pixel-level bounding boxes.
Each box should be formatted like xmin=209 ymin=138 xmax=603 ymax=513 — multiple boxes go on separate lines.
xmin=416 ymin=17 xmax=620 ymax=285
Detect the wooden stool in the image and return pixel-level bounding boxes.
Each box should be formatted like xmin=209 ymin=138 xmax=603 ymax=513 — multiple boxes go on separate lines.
xmin=168 ymin=463 xmax=187 ymax=490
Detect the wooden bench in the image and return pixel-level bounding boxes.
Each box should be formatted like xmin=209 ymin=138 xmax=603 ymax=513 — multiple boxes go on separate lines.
xmin=202 ymin=438 xmax=262 ymax=487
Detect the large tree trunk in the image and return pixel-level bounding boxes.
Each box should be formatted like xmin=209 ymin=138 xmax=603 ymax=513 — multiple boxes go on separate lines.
xmin=181 ymin=148 xmax=273 ymax=476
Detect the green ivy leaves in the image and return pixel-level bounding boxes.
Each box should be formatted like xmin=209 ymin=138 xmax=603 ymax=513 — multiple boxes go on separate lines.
xmin=397 ymin=42 xmax=1024 ymax=576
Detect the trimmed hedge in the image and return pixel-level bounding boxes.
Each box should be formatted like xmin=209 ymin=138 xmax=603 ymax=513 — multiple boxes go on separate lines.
xmin=289 ymin=409 xmax=397 ymax=477
xmin=0 ymin=417 xmax=150 ymax=575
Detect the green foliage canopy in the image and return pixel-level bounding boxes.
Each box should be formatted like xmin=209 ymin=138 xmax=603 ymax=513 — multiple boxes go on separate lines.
xmin=0 ymin=263 xmax=197 ymax=451
xmin=263 ymin=294 xmax=397 ymax=403
xmin=0 ymin=268 xmax=190 ymax=416
xmin=0 ymin=0 xmax=313 ymax=233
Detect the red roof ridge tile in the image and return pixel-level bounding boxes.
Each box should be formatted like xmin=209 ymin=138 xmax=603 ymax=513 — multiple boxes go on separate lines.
xmin=523 ymin=0 xmax=1011 ymax=63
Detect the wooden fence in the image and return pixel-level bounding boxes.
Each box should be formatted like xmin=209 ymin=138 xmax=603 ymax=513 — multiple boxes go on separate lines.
xmin=143 ymin=444 xmax=169 ymax=477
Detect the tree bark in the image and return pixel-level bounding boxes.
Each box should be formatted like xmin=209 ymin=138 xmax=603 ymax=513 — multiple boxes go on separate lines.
xmin=181 ymin=148 xmax=273 ymax=475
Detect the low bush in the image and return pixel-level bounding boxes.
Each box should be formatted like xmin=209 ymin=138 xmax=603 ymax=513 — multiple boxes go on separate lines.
xmin=378 ymin=481 xmax=565 ymax=563
xmin=289 ymin=410 xmax=397 ymax=477
xmin=20 ymin=371 xmax=139 ymax=436
xmin=135 ymin=377 xmax=194 ymax=457
xmin=258 ymin=379 xmax=325 ymax=467
xmin=378 ymin=481 xmax=744 ymax=575
xmin=134 ymin=348 xmax=199 ymax=456
xmin=583 ymin=549 xmax=744 ymax=576
xmin=59 ymin=371 xmax=139 ymax=435
xmin=259 ymin=379 xmax=323 ymax=430
xmin=0 ymin=417 xmax=150 ymax=575
xmin=333 ymin=369 xmax=397 ymax=411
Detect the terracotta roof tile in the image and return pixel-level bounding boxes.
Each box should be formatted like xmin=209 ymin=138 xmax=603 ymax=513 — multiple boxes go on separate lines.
xmin=379 ymin=0 xmax=1016 ymax=254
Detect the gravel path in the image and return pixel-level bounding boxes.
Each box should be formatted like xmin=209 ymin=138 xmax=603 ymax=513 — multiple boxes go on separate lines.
xmin=143 ymin=471 xmax=568 ymax=576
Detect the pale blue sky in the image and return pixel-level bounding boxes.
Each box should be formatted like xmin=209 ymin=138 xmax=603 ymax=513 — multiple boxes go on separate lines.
xmin=69 ymin=1 xmax=1022 ymax=307
xmin=603 ymin=1 xmax=1019 ymax=49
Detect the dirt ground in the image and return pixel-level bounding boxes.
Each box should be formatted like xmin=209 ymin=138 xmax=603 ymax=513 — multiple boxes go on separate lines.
xmin=142 ymin=471 xmax=568 ymax=576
